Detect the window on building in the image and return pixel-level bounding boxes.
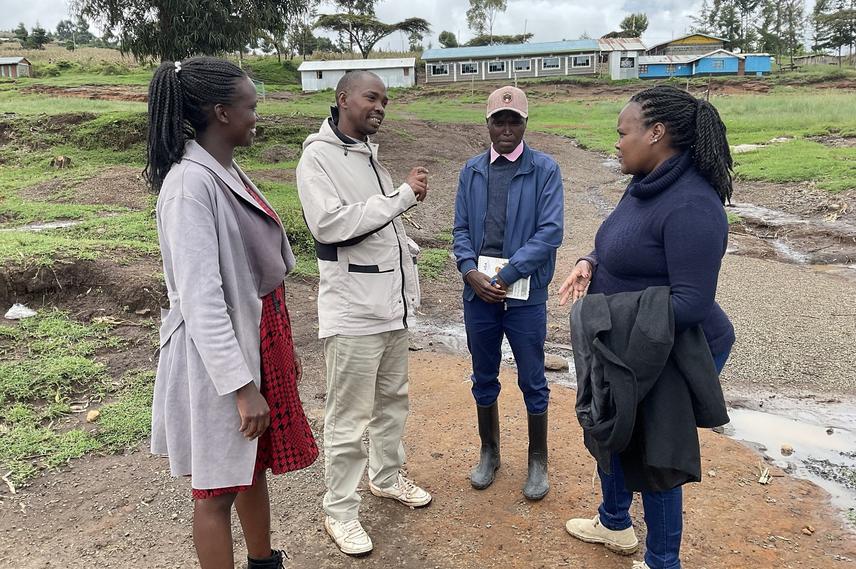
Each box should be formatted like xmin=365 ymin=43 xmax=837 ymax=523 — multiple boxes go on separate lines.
xmin=619 ymin=57 xmax=635 ymax=69
xmin=316 ymin=70 xmax=323 ymax=79
xmin=513 ymin=59 xmax=531 ymax=72
xmin=488 ymin=61 xmax=506 ymax=73
xmin=666 ymin=64 xmax=676 ymax=73
xmin=572 ymin=55 xmax=591 ymax=68
xmin=403 ymin=67 xmax=410 ymax=76
xmin=542 ymin=57 xmax=560 ymax=70
xmin=460 ymin=62 xmax=478 ymax=75
xmin=710 ymin=59 xmax=725 ymax=70
xmin=639 ymin=64 xmax=649 ymax=74
xmin=430 ymin=64 xmax=449 ymax=76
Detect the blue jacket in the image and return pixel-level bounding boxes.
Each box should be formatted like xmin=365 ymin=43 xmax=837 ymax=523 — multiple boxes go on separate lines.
xmin=453 ymin=143 xmax=564 ymax=306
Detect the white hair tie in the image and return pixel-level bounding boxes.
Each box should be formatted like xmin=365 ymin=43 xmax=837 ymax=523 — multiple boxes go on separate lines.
xmin=174 ymin=61 xmax=182 ymax=74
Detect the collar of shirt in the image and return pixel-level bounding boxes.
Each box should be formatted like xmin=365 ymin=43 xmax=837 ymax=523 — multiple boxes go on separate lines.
xmin=490 ymin=141 xmax=525 ymax=164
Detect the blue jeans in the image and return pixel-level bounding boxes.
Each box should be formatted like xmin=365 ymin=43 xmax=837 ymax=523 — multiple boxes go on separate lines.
xmin=463 ymin=298 xmax=549 ymax=414
xmin=597 ymin=349 xmax=730 ymax=569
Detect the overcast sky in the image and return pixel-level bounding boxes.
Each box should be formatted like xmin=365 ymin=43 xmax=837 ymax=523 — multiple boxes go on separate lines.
xmin=0 ymin=0 xmax=817 ymax=49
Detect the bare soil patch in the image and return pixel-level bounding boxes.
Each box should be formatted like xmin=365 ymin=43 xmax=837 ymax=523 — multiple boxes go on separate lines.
xmin=22 ymin=166 xmax=151 ymax=210
xmin=21 ymin=84 xmax=148 ymax=102
xmin=1 ymin=352 xmax=854 ymax=569
xmin=811 ymin=134 xmax=856 ymax=148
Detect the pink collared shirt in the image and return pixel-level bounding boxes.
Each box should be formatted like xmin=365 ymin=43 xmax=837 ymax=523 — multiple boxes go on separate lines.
xmin=490 ymin=141 xmax=524 ymax=164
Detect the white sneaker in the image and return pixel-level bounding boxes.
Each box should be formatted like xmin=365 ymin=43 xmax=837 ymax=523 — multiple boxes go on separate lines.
xmin=565 ymin=514 xmax=640 ymax=555
xmin=369 ymin=471 xmax=433 ymax=508
xmin=324 ymin=516 xmax=373 ymax=556
xmin=632 ymin=562 xmax=651 ymax=569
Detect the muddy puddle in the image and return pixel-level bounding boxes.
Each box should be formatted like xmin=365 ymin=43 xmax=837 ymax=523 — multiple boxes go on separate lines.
xmin=728 ymin=202 xmax=856 ymax=279
xmin=412 ymin=316 xmax=856 ymax=523
xmin=724 ymin=399 xmax=856 ymax=519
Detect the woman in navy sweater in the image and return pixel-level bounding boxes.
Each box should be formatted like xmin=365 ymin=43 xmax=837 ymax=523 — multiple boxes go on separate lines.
xmin=558 ymin=85 xmax=735 ymax=569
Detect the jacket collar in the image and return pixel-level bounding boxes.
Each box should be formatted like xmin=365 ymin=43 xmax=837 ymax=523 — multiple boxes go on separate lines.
xmin=627 ymin=150 xmax=692 ymax=200
xmin=471 ymin=141 xmax=535 ymax=177
xmin=180 ymin=140 xmax=266 ymax=215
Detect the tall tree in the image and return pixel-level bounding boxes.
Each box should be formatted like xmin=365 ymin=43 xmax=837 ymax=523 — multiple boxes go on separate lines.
xmin=813 ymin=0 xmax=856 ymax=62
xmin=408 ymin=30 xmax=425 ymax=52
xmin=759 ymin=0 xmax=805 ymax=59
xmin=315 ymin=13 xmax=430 ymax=58
xmin=13 ymin=22 xmax=28 ymax=47
xmin=55 ymin=19 xmax=75 ymax=42
xmin=439 ymin=30 xmax=459 ymax=48
xmin=466 ymin=0 xmax=507 ymax=43
xmin=620 ymin=13 xmax=649 ymax=37
xmin=30 ymin=22 xmax=48 ymax=49
xmin=73 ymin=0 xmax=309 ymax=61
xmin=690 ymin=0 xmax=716 ymax=34
xmin=74 ymin=15 xmax=95 ymax=44
xmin=465 ymin=32 xmax=532 ymax=46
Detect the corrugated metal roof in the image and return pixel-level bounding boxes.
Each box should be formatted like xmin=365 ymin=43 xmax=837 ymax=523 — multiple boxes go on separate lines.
xmin=645 ymin=33 xmax=728 ymax=53
xmin=0 ymin=57 xmax=29 ymax=65
xmin=598 ymin=38 xmax=646 ymax=51
xmin=421 ymin=40 xmax=600 ymax=61
xmin=298 ymin=58 xmax=415 ymax=72
xmin=639 ymin=49 xmax=745 ymax=65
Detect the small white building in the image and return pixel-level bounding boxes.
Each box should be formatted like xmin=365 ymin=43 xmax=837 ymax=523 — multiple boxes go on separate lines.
xmin=297 ymin=58 xmax=416 ymax=92
xmin=597 ymin=38 xmax=646 ymax=80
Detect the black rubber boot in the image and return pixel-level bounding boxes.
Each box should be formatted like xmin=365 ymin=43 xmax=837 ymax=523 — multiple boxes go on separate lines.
xmin=248 ymin=549 xmax=288 ymax=569
xmin=523 ymin=409 xmax=549 ymax=500
xmin=470 ymin=402 xmax=500 ymax=489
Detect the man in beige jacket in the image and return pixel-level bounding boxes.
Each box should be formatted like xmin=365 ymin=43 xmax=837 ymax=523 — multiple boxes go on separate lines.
xmin=296 ymin=71 xmax=432 ymax=557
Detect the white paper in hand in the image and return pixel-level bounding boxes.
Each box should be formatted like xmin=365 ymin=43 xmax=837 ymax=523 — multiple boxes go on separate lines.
xmin=477 ymin=255 xmax=530 ymax=301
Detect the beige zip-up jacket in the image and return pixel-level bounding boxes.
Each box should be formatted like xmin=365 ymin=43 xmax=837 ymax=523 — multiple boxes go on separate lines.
xmin=297 ymin=118 xmax=421 ymax=338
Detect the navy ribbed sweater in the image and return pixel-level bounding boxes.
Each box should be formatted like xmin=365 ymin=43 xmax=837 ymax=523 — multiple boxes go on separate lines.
xmin=585 ymin=151 xmax=735 ymax=356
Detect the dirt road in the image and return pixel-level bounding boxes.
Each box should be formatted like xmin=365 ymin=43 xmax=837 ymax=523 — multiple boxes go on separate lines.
xmin=1 ymin=121 xmax=855 ymax=568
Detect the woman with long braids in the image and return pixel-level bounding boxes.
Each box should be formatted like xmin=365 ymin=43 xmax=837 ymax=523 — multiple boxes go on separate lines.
xmin=557 ymin=85 xmax=735 ymax=569
xmin=146 ymin=57 xmax=318 ymax=569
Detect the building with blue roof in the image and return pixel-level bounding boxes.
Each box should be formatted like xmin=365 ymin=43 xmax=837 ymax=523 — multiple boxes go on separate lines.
xmin=420 ymin=40 xmax=601 ymax=83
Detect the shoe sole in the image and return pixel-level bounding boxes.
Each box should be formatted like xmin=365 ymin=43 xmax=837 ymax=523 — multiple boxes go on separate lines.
xmin=324 ymin=519 xmax=373 ymax=557
xmin=565 ymin=524 xmax=639 ymax=555
xmin=368 ymin=485 xmax=433 ymax=508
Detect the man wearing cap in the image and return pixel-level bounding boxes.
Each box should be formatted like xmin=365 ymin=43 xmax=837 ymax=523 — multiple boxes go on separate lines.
xmin=452 ymin=86 xmax=564 ymax=500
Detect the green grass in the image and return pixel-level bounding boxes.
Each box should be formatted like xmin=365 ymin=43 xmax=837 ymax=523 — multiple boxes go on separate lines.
xmin=0 ymin=310 xmax=155 ymax=485
xmin=0 ymin=90 xmax=146 ymax=115
xmin=734 ymin=139 xmax=856 ymax=192
xmin=419 ymin=248 xmax=450 ymax=279
xmin=393 ymin=89 xmax=856 ymax=191
xmin=244 ymin=58 xmax=301 ymax=88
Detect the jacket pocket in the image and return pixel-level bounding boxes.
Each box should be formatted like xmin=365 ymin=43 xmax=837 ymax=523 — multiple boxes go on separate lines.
xmin=344 ymin=260 xmax=399 ymax=321
xmin=159 ymin=306 xmax=185 ymax=349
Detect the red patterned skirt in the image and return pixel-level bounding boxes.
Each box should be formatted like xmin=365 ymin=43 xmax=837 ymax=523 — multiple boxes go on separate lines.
xmin=191 ymin=293 xmax=318 ymax=500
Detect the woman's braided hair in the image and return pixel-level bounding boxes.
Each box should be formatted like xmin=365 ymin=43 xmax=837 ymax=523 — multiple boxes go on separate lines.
xmin=144 ymin=56 xmax=247 ymax=191
xmin=630 ymin=85 xmax=733 ymax=204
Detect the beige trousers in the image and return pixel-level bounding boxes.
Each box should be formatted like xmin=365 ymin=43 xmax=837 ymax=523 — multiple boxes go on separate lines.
xmin=322 ymin=329 xmax=409 ymax=521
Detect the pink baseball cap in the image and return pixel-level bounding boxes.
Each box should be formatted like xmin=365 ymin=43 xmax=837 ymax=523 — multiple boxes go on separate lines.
xmin=486 ymin=86 xmax=528 ymax=119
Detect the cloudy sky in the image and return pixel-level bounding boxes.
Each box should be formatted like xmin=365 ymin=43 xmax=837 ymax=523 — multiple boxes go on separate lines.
xmin=0 ymin=0 xmax=816 ymax=48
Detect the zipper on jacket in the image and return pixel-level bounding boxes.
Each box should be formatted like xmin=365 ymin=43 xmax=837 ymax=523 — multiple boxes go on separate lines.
xmin=368 ymin=151 xmax=409 ymax=329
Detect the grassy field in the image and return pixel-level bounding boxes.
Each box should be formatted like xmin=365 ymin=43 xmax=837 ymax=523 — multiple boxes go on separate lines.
xmin=0 ymin=310 xmax=154 ymax=485
xmin=1 ymin=50 xmax=855 ymax=484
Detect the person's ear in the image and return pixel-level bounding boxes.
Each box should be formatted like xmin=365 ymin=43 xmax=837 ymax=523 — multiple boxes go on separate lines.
xmin=650 ymin=122 xmax=665 ymax=144
xmin=213 ymin=103 xmax=230 ymax=125
xmin=337 ymin=90 xmax=348 ymax=111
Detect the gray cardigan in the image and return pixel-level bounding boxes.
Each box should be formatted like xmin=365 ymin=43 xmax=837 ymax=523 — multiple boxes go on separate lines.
xmin=150 ymin=141 xmax=296 ymax=489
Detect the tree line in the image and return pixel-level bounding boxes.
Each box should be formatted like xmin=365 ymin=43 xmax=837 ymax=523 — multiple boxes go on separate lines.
xmin=691 ymin=0 xmax=856 ymax=60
